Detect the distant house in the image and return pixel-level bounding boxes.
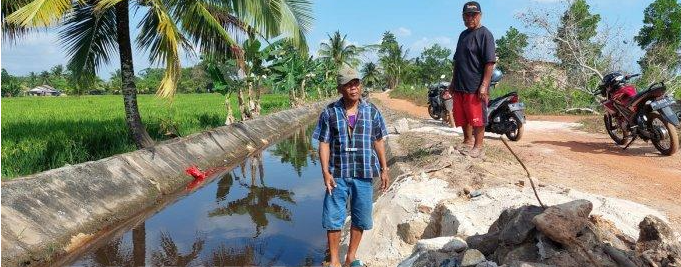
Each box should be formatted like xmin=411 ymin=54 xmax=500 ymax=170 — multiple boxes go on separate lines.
xmin=28 ymin=85 xmax=62 ymax=96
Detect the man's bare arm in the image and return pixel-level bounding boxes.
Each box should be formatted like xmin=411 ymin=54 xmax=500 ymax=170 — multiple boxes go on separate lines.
xmin=319 ymin=141 xmax=335 ymax=194
xmin=373 ymin=138 xmax=389 ymax=192
xmin=478 ymin=62 xmax=495 ymax=101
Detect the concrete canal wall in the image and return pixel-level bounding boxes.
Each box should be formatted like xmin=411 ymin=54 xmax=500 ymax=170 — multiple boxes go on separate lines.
xmin=0 ymin=101 xmax=329 ymax=267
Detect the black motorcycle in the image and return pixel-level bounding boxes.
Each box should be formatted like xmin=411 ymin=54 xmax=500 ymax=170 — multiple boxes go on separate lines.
xmin=427 ymin=80 xmax=450 ymax=120
xmin=485 ymin=69 xmax=526 ymax=141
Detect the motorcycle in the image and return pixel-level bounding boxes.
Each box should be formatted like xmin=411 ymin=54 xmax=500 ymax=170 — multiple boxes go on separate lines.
xmin=427 ymin=70 xmax=526 ymax=141
xmin=485 ymin=69 xmax=526 ymax=141
xmin=595 ymin=72 xmax=679 ymax=155
xmin=427 ymin=76 xmax=451 ymax=120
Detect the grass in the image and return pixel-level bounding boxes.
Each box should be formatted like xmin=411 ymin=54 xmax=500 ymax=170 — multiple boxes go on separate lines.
xmin=1 ymin=93 xmax=290 ymax=179
xmin=388 ymin=84 xmax=429 ymax=106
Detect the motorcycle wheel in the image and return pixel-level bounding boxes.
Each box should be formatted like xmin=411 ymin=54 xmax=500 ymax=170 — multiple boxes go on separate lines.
xmin=428 ymin=104 xmax=441 ymax=120
xmin=604 ymin=114 xmax=630 ymax=146
xmin=505 ymin=116 xmax=524 ymax=141
xmin=648 ymin=112 xmax=679 ymax=156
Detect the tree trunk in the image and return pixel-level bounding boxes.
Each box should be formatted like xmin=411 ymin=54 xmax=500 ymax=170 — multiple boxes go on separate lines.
xmin=224 ymin=93 xmax=235 ymax=125
xmin=300 ymin=79 xmax=307 ymax=103
xmin=247 ymin=81 xmax=256 ymax=117
xmin=237 ymin=87 xmax=251 ymax=121
xmin=115 ymin=1 xmax=154 ymax=149
xmin=254 ymin=83 xmax=262 ymax=116
xmin=132 ymin=222 xmax=146 ymax=266
xmin=289 ymin=86 xmax=297 ymax=107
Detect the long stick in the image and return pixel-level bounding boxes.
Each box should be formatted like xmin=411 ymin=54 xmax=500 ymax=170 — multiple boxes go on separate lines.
xmin=500 ymin=135 xmax=546 ymax=208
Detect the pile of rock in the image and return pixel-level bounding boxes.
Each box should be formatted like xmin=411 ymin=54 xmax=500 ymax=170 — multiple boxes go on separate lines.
xmin=399 ymin=199 xmax=681 ymax=267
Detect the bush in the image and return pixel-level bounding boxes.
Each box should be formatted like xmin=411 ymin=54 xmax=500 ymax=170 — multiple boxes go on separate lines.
xmin=491 ymin=77 xmax=595 ymax=114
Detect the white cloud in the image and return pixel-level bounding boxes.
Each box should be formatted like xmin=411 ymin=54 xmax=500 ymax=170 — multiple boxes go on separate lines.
xmin=396 ymin=27 xmax=412 ymax=37
xmin=410 ymin=36 xmax=453 ymax=54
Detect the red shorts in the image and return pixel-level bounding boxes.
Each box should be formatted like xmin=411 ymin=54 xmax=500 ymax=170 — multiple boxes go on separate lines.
xmin=453 ymin=91 xmax=487 ymax=127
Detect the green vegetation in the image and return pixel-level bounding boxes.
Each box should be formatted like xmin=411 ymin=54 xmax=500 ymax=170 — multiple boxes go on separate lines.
xmin=389 ymin=84 xmax=428 ymax=107
xmin=1 ymin=94 xmax=288 ymax=179
xmin=4 ymin=0 xmax=314 ymax=148
xmin=635 ymin=0 xmax=681 ymax=96
xmin=389 ymin=78 xmax=594 ymax=115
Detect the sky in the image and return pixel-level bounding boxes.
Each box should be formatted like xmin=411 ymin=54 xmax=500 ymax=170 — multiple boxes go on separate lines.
xmin=0 ymin=0 xmax=653 ymax=79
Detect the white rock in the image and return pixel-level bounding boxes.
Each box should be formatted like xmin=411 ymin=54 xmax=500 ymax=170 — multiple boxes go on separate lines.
xmin=394 ymin=118 xmax=410 ymax=134
xmin=415 ymin=236 xmax=464 ymax=253
xmin=442 ymin=236 xmax=468 ymax=253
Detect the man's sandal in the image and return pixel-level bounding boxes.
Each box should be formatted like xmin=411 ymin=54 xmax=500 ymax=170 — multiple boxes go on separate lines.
xmin=349 ymin=259 xmax=365 ymax=267
xmin=455 ymin=143 xmax=473 ymax=154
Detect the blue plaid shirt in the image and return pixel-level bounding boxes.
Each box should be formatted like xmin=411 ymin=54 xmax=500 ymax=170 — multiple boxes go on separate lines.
xmin=312 ymin=98 xmax=388 ymax=179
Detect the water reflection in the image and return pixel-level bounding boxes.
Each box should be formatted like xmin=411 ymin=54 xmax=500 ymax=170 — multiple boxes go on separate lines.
xmin=91 ymin=238 xmax=133 ymax=266
xmin=150 ymin=232 xmax=205 ymax=266
xmin=70 ymin=125 xmax=325 ymax=266
xmin=271 ymin=127 xmax=316 ymax=177
xmin=209 ymin=153 xmax=295 ymax=237
xmin=203 ymin=242 xmax=281 ymax=267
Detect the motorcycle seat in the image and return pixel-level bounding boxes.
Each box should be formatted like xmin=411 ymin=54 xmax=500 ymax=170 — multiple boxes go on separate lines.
xmin=627 ymin=85 xmax=665 ymax=107
xmin=489 ymin=92 xmax=516 ymax=106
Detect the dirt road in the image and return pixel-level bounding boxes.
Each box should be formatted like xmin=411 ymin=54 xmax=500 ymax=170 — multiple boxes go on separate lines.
xmin=372 ymin=92 xmax=681 ymax=229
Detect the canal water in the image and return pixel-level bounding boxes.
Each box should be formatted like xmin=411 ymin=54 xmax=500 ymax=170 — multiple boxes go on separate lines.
xmin=67 ymin=125 xmax=328 ymax=266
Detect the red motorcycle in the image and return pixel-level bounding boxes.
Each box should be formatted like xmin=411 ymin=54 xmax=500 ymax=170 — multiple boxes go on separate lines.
xmin=595 ymin=72 xmax=679 ymax=155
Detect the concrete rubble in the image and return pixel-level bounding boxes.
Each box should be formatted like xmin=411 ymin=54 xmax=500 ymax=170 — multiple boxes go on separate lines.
xmin=346 ymin=109 xmax=681 ymax=267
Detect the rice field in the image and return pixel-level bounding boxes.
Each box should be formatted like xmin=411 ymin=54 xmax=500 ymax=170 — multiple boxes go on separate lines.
xmin=1 ymin=93 xmax=289 ymax=179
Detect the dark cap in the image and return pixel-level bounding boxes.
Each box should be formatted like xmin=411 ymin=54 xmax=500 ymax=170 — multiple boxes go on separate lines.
xmin=462 ymin=1 xmax=481 ymax=14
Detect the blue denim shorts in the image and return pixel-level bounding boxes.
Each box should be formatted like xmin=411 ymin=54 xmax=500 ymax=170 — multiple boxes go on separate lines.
xmin=322 ymin=177 xmax=373 ymax=230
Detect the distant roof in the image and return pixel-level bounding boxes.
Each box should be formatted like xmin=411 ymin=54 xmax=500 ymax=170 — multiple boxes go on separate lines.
xmin=29 ymin=85 xmax=59 ymax=93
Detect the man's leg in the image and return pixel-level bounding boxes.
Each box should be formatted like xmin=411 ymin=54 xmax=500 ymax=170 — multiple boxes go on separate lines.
xmin=345 ymin=178 xmax=373 ymax=265
xmin=345 ymin=226 xmax=363 ymax=264
xmin=327 ymin=230 xmax=342 ymax=266
xmin=463 ymin=124 xmax=474 ymax=145
xmin=453 ymin=92 xmax=473 ymax=151
xmin=323 ymin=178 xmax=349 ymax=267
xmin=473 ymin=126 xmax=485 ymax=148
xmin=468 ymin=93 xmax=487 ymax=158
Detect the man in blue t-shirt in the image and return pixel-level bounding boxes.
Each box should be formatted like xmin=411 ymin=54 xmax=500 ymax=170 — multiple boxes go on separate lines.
xmin=448 ymin=1 xmax=496 ymax=158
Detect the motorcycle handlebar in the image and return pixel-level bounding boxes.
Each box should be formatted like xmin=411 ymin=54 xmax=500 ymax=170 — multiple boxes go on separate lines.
xmin=625 ymin=73 xmax=641 ymax=80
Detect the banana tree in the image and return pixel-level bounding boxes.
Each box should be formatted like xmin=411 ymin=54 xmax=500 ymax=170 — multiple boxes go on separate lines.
xmin=204 ymin=58 xmax=243 ymax=124
xmin=269 ymin=41 xmax=316 ymax=107
xmin=3 ymin=0 xmax=312 ymax=148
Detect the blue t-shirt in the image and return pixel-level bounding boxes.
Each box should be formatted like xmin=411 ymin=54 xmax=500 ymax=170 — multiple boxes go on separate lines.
xmin=453 ymin=26 xmax=497 ymax=93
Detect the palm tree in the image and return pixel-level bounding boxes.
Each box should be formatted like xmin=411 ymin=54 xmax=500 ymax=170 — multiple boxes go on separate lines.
xmin=39 ymin=71 xmax=51 ymax=85
xmin=380 ymin=45 xmax=408 ymax=89
xmin=361 ymin=62 xmax=381 ymax=90
xmin=318 ymin=31 xmax=363 ymax=68
xmin=27 ymin=71 xmax=38 ymax=88
xmin=4 ymin=0 xmax=313 ymax=148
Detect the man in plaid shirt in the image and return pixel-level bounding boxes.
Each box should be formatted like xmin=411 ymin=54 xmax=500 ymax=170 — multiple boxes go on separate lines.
xmin=313 ymin=64 xmax=389 ymax=267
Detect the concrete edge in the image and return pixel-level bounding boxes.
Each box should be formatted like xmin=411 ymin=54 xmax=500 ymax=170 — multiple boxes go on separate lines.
xmin=0 ymin=100 xmax=330 ymax=267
